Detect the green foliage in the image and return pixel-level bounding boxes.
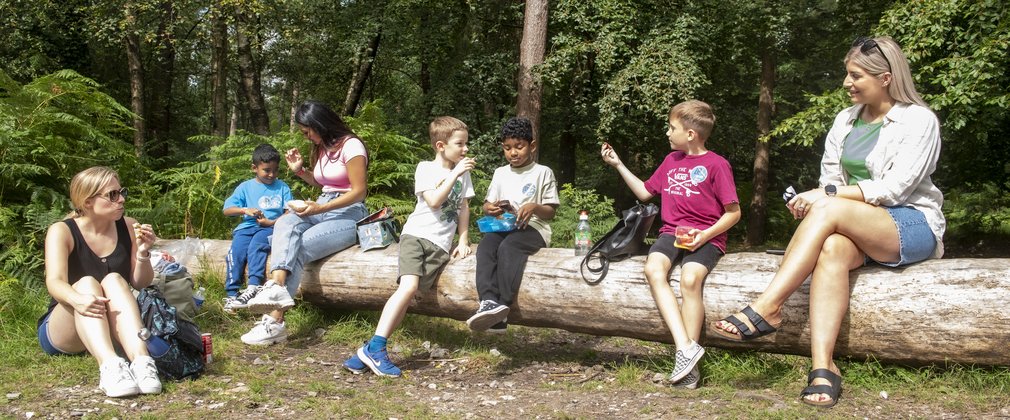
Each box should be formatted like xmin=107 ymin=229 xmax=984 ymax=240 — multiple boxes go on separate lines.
xmin=942 ymin=182 xmax=1010 ymax=241
xmin=550 ymin=184 xmax=620 ymax=248
xmin=0 ymin=69 xmax=139 ymax=285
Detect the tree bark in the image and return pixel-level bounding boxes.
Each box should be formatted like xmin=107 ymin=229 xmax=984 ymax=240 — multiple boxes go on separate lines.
xmin=343 ymin=30 xmax=381 ymax=117
xmin=149 ymin=0 xmax=176 ymax=159
xmin=210 ymin=1 xmax=230 ymax=138
xmin=516 ymin=0 xmax=548 ymax=155
xmin=124 ymin=3 xmax=145 ymax=157
xmin=289 ymin=81 xmax=299 ymax=132
xmin=235 ymin=12 xmax=270 ymax=135
xmin=156 ymin=239 xmax=1010 ymax=366
xmin=746 ymin=48 xmax=775 ymax=246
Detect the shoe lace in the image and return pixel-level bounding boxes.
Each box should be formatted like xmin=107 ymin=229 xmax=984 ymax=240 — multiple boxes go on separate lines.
xmin=479 ymin=300 xmax=495 ymax=312
xmin=235 ymin=285 xmax=262 ymax=303
xmin=105 ymin=361 xmax=134 ymax=384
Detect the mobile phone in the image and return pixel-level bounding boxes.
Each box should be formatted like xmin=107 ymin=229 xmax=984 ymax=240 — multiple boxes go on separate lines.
xmin=497 ymin=200 xmax=514 ymax=212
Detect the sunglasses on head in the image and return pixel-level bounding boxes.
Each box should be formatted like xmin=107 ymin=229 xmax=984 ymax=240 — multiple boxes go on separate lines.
xmin=95 ymin=187 xmax=128 ymax=202
xmin=852 ymin=37 xmax=892 ymax=71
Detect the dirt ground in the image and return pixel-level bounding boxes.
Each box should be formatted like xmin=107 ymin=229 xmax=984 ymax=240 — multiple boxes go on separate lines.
xmin=5 ymin=326 xmax=1008 ymax=419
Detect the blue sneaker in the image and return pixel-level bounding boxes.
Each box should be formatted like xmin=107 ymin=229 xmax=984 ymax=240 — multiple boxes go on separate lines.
xmin=356 ymin=344 xmax=402 ymax=377
xmin=343 ymin=352 xmax=368 ymax=374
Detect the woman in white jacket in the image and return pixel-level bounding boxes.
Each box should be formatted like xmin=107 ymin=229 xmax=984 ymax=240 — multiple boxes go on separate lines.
xmin=710 ymin=36 xmax=944 ymax=407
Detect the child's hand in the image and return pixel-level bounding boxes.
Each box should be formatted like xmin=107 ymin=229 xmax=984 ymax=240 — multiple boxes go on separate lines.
xmin=256 ymin=216 xmax=274 ymax=227
xmin=515 ymin=203 xmax=538 ymax=228
xmin=286 ymin=148 xmax=304 ymax=172
xmin=452 ymin=157 xmax=476 ymax=177
xmin=600 ymin=142 xmax=622 ymax=167
xmin=244 ymin=208 xmax=264 ymax=219
xmin=483 ymin=201 xmax=504 ymax=217
xmin=452 ymin=242 xmax=472 ymax=259
xmin=683 ymin=228 xmax=707 ymax=251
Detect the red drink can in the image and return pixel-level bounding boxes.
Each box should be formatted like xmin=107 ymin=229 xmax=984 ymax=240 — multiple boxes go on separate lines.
xmin=201 ymin=333 xmax=213 ymax=364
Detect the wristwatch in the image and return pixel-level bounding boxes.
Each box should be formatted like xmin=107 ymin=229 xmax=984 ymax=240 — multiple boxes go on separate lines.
xmin=825 ymin=184 xmax=837 ymax=197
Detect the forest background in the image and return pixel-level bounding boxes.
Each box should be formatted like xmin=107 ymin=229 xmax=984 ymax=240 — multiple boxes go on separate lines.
xmin=1 ymin=0 xmax=1008 ymax=290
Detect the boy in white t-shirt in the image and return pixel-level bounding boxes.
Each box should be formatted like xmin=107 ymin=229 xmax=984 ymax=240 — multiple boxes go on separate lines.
xmin=466 ymin=117 xmax=560 ymax=333
xmin=345 ymin=116 xmax=476 ymax=377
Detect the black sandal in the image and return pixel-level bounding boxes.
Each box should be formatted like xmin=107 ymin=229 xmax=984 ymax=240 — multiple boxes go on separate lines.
xmin=710 ymin=305 xmax=779 ymax=341
xmin=800 ymin=368 xmax=842 ymax=408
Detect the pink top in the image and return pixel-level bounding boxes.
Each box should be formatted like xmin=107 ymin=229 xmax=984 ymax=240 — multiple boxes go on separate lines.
xmin=314 ymin=137 xmax=367 ymax=193
xmin=643 ymin=151 xmax=738 ymax=252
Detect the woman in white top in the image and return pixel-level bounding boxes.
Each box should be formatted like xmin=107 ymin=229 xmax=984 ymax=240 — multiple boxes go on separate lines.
xmin=239 ymin=101 xmax=368 ymax=345
xmin=711 ymin=36 xmax=944 ymax=407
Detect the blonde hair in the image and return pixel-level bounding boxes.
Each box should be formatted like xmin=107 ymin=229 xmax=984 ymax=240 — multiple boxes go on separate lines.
xmin=67 ymin=166 xmax=119 ymax=218
xmin=845 ymin=36 xmax=929 ymax=108
xmin=669 ymin=100 xmax=716 ymax=140
xmin=428 ymin=116 xmax=468 ymax=148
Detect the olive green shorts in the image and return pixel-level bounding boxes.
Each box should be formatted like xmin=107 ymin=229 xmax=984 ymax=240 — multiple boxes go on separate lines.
xmin=398 ymin=234 xmax=450 ymax=290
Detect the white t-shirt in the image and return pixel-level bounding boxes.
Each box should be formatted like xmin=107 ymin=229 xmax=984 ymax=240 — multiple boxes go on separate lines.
xmin=400 ymin=161 xmax=475 ymax=253
xmin=485 ymin=162 xmax=560 ymax=246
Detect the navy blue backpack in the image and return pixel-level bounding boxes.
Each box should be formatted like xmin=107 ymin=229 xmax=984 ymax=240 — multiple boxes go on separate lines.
xmin=137 ymin=287 xmax=205 ymax=380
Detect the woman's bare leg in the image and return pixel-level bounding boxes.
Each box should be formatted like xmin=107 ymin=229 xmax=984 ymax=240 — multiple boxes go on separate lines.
xmin=804 ymin=233 xmax=864 ymax=404
xmin=46 ymin=277 xmax=118 ymax=364
xmin=101 ymin=273 xmax=149 ymax=361
xmin=713 ymin=197 xmax=900 ymax=335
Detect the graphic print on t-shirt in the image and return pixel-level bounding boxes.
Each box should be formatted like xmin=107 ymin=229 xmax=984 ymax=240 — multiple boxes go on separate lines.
xmin=521 ymin=183 xmax=537 ymax=200
xmin=258 ymin=195 xmax=283 ymax=211
xmin=664 ymin=165 xmax=708 ymax=198
xmin=441 ymin=179 xmax=464 ymax=222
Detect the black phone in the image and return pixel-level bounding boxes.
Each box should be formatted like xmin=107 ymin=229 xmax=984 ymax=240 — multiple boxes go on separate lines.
xmin=765 ymin=249 xmax=785 ymax=255
xmin=497 ymin=200 xmax=514 ymax=212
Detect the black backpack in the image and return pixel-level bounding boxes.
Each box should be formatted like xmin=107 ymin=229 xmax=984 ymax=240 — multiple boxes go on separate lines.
xmin=137 ymin=287 xmax=205 ymax=380
xmin=580 ymin=202 xmax=659 ymax=285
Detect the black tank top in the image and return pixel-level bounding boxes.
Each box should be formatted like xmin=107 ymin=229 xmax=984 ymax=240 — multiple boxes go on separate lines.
xmin=38 ymin=217 xmax=132 ymax=327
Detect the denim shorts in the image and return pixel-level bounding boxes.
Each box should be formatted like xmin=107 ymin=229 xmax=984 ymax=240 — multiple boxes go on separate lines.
xmin=37 ymin=311 xmax=84 ymax=356
xmin=871 ymin=206 xmax=936 ymax=267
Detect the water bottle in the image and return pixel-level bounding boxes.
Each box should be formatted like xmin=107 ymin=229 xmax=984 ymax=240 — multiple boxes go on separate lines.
xmin=574 ymin=210 xmax=592 ymax=256
xmin=138 ymin=327 xmax=170 ymax=358
xmin=193 ymin=287 xmax=205 ymax=309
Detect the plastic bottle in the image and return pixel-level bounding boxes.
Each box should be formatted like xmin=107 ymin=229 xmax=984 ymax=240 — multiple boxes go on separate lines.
xmin=193 ymin=287 xmax=205 ymax=309
xmin=574 ymin=210 xmax=592 ymax=256
xmin=138 ymin=327 xmax=170 ymax=358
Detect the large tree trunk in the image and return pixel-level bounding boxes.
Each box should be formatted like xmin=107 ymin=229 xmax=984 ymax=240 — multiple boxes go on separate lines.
xmin=124 ymin=3 xmax=145 ymax=157
xmin=516 ymin=0 xmax=548 ymax=155
xmin=156 ymin=239 xmax=1010 ymax=366
xmin=746 ymin=48 xmax=775 ymax=246
xmin=148 ymin=0 xmax=176 ymax=159
xmin=210 ymin=1 xmax=230 ymax=138
xmin=343 ymin=30 xmax=381 ymax=117
xmin=289 ymin=82 xmax=299 ymax=132
xmin=235 ymin=12 xmax=270 ymax=135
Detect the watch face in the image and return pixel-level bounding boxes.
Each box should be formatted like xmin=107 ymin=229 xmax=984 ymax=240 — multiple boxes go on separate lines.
xmin=826 ymin=185 xmax=837 ymax=195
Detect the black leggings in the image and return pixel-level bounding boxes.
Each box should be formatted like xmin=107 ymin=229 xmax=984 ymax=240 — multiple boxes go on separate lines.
xmin=475 ymin=228 xmax=546 ymax=306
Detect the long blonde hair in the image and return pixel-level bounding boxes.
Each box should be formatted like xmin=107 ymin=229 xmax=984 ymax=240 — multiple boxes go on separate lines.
xmin=845 ymin=36 xmax=929 ymax=108
xmin=67 ymin=166 xmax=119 ymax=218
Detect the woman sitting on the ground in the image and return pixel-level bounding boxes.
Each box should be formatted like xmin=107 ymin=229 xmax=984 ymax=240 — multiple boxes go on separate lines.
xmin=710 ymin=36 xmax=944 ymax=408
xmin=39 ymin=166 xmax=162 ymax=398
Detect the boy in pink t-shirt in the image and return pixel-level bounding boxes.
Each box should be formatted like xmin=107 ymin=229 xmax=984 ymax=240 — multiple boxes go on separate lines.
xmin=601 ymin=100 xmax=740 ymax=388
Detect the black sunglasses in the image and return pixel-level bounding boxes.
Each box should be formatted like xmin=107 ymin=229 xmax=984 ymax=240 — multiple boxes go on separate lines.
xmin=852 ymin=37 xmax=892 ymax=71
xmin=95 ymin=187 xmax=128 ymax=202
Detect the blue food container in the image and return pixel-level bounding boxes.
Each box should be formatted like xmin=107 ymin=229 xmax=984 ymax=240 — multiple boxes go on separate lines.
xmin=477 ymin=213 xmax=517 ymax=233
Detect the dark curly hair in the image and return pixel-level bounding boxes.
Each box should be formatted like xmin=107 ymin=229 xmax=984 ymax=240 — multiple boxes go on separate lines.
xmin=252 ymin=143 xmax=280 ymax=165
xmin=499 ymin=117 xmax=533 ymax=144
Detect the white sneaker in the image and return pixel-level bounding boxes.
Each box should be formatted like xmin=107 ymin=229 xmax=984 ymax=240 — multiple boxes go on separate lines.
xmin=244 ymin=281 xmax=295 ymax=314
xmin=99 ymin=357 xmax=140 ymax=398
xmin=241 ymin=314 xmax=288 ymax=346
xmin=130 ymin=355 xmax=162 ymax=394
xmin=672 ymin=365 xmax=701 ymax=389
xmin=670 ymin=341 xmax=705 ymax=383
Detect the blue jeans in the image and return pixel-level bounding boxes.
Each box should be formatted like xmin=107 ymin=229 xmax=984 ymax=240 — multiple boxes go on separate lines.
xmin=871 ymin=206 xmax=936 ymax=267
xmin=270 ymin=192 xmax=366 ymax=296
xmin=225 ymin=226 xmax=273 ymax=296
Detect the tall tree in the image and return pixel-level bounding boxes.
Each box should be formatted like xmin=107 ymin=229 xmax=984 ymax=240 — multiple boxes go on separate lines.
xmin=210 ymin=0 xmax=230 ymax=137
xmin=747 ymin=46 xmax=775 ymax=245
xmin=343 ymin=29 xmax=382 ymax=117
xmin=517 ymin=0 xmax=548 ymax=149
xmin=124 ymin=2 xmax=145 ymax=157
xmin=235 ymin=10 xmax=270 ymax=135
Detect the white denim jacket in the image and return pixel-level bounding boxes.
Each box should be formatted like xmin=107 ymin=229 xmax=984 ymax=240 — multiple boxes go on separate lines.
xmin=819 ymin=102 xmax=945 ymax=258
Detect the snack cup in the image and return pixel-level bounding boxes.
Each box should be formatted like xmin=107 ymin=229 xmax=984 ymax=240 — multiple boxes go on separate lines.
xmin=674 ymin=226 xmax=693 ymax=249
xmin=288 ymin=200 xmax=307 ymax=212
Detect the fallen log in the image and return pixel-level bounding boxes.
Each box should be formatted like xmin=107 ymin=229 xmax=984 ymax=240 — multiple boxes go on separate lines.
xmin=157 ymin=238 xmax=1010 ymax=366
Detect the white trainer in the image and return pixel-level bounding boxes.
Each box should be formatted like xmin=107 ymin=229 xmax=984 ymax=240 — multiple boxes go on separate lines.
xmin=244 ymin=281 xmax=295 ymax=314
xmin=99 ymin=357 xmax=140 ymax=398
xmin=241 ymin=314 xmax=288 ymax=346
xmin=130 ymin=355 xmax=162 ymax=394
xmin=670 ymin=341 xmax=705 ymax=383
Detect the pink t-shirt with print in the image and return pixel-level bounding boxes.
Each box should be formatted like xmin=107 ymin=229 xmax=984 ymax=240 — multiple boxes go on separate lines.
xmin=643 ymin=150 xmax=738 ymax=252
xmin=313 ymin=137 xmax=367 ymax=193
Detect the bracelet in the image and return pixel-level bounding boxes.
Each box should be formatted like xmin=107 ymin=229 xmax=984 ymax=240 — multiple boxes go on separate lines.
xmin=295 ymin=167 xmax=306 ymax=176
xmin=136 ymin=252 xmax=151 ymax=262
